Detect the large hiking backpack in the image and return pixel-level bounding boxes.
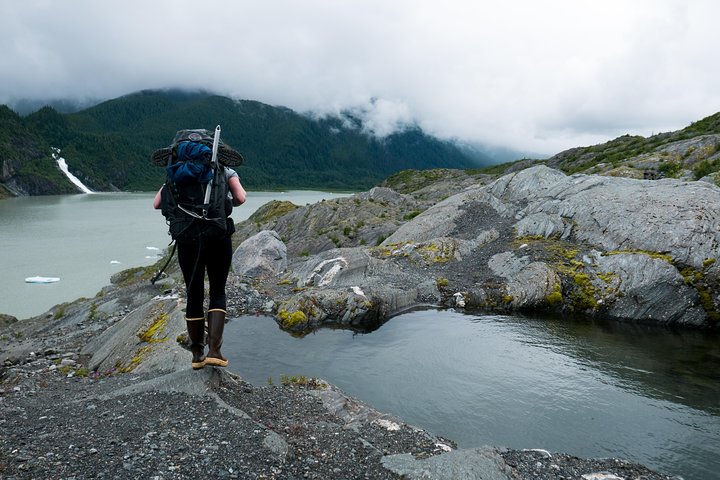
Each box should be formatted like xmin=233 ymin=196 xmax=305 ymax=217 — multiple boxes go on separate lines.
xmin=158 ymin=129 xmax=235 ymax=242
xmin=151 ymin=128 xmax=244 ymax=167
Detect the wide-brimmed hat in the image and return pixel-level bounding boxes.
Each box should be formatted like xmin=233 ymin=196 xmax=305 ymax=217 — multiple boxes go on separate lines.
xmin=151 ymin=128 xmax=244 ymax=167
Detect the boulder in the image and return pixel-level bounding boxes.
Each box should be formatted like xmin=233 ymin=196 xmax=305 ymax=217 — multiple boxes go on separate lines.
xmin=491 ymin=165 xmax=720 ymax=269
xmin=0 ymin=313 xmax=18 ymax=329
xmin=232 ymin=230 xmax=288 ymax=278
xmin=592 ymin=252 xmax=706 ymax=326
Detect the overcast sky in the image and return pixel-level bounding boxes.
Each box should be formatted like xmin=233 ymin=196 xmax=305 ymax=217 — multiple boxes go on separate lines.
xmin=2 ymin=0 xmax=718 ymax=156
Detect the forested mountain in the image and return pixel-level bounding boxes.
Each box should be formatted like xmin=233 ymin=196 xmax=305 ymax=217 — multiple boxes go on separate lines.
xmin=8 ymin=89 xmax=715 ymax=197
xmin=1 ymin=90 xmax=487 ymax=195
xmin=0 ymin=106 xmax=78 ymax=197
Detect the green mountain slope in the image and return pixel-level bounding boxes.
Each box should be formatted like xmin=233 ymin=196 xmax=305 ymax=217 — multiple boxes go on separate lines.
xmin=482 ymin=112 xmax=720 ymax=182
xmin=545 ymin=112 xmax=720 ymax=179
xmin=0 ymin=106 xmax=77 ymax=197
xmin=3 ymin=90 xmax=486 ymax=194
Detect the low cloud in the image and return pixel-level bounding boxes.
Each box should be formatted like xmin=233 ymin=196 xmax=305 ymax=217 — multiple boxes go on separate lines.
xmin=2 ymin=0 xmax=718 ymax=156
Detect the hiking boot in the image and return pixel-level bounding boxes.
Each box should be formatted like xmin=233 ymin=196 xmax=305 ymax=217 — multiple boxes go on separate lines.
xmin=205 ymin=309 xmax=229 ymax=367
xmin=186 ymin=317 xmax=206 ymax=370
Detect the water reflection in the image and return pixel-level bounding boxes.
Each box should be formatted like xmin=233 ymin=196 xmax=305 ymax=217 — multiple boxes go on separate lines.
xmin=501 ymin=315 xmax=720 ymax=415
xmin=225 ymin=310 xmax=720 ymax=480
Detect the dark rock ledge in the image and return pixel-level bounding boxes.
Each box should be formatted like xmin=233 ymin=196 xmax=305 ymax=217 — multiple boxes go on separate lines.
xmin=1 ymin=262 xmax=677 ymax=479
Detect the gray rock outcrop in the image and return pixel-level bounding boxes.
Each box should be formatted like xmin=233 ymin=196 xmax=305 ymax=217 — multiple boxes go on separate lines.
xmin=232 ymin=230 xmax=288 ymax=278
xmin=240 ymin=166 xmax=720 ymax=331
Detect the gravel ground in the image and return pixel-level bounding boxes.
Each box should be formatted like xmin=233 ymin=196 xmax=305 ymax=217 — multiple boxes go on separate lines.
xmin=1 ymin=342 xmax=679 ymax=480
xmin=0 ymin=272 xmax=680 ymax=480
xmin=500 ymin=449 xmax=677 ymax=480
xmin=0 ymin=353 xmax=409 ymax=480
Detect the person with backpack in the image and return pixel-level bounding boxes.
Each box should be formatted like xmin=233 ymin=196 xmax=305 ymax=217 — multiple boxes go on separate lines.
xmin=151 ymin=128 xmax=246 ymax=369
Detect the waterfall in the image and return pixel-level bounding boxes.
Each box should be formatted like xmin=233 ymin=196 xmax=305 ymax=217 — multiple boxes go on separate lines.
xmin=52 ymin=148 xmax=93 ymax=194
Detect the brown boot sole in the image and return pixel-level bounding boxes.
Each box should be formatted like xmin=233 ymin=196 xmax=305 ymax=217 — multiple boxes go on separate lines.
xmin=191 ymin=360 xmax=206 ymax=370
xmin=205 ymin=357 xmax=228 ymax=367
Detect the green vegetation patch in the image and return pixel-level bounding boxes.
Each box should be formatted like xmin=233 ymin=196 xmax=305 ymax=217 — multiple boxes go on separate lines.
xmin=111 ymin=264 xmax=158 ymax=287
xmin=279 ymin=375 xmax=327 ymax=390
xmin=382 ymin=169 xmax=451 ymax=194
xmin=545 ymin=282 xmax=563 ymax=305
xmin=602 ymin=249 xmax=674 ymax=263
xmin=249 ymin=200 xmax=298 ymax=224
xmin=57 ymin=365 xmax=89 ymax=377
xmin=88 ymin=302 xmax=98 ymax=321
xmin=114 ymin=345 xmax=152 ymax=374
xmin=53 ymin=305 xmax=67 ymax=319
xmin=371 ymin=242 xmax=412 ymax=258
xmin=658 ymin=160 xmax=682 ymax=177
xmin=569 ymin=273 xmax=598 ymax=310
xmin=417 ymin=241 xmax=456 ymax=263
xmin=403 ymin=210 xmax=422 ymax=221
xmin=277 ymin=309 xmax=308 ymax=329
xmin=680 ymin=259 xmax=720 ymax=324
xmin=515 ymin=235 xmax=600 ymax=312
xmin=138 ymin=312 xmax=169 ymax=343
xmin=693 ymin=156 xmax=720 ymax=180
xmin=372 ymin=240 xmax=456 ymax=264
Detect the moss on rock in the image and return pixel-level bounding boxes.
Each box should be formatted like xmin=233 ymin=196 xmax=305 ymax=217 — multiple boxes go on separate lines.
xmin=249 ymin=200 xmax=298 ymax=224
xmin=138 ymin=312 xmax=169 ymax=343
xmin=278 ymin=309 xmax=308 ymax=329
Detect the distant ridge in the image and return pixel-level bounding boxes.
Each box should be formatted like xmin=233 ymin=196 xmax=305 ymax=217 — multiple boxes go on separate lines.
xmin=479 ymin=111 xmax=720 ymax=184
xmin=1 ymin=90 xmax=489 ymax=195
xmin=5 ymin=89 xmax=717 ymax=197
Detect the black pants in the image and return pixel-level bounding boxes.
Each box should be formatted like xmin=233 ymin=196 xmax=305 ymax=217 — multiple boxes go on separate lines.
xmin=177 ymin=235 xmax=233 ymax=319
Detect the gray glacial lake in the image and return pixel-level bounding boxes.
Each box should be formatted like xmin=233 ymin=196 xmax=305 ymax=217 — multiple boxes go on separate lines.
xmin=0 ymin=191 xmax=349 ymax=319
xmin=2 ymin=193 xmax=719 ymax=480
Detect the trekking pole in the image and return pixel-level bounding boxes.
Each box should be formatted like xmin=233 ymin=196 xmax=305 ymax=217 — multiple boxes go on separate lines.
xmin=150 ymin=242 xmax=177 ymax=285
xmin=202 ymin=125 xmax=221 ymax=217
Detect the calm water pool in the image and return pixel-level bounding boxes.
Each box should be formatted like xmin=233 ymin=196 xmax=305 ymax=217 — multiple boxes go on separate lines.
xmin=225 ymin=310 xmax=720 ymax=480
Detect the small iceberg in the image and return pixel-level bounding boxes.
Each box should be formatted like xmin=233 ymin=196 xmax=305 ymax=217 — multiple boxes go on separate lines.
xmin=25 ymin=276 xmax=60 ymax=284
xmin=146 ymin=246 xmax=160 ymax=251
xmin=110 ymin=260 xmax=122 ymax=264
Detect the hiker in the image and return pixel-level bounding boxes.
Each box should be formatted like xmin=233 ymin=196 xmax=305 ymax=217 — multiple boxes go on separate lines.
xmin=152 ymin=128 xmax=246 ymax=369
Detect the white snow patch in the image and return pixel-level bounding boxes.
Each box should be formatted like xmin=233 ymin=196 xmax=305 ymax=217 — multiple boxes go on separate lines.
xmin=153 ymin=294 xmax=179 ymax=300
xmin=53 ymin=149 xmax=93 ymax=194
xmin=351 ymin=286 xmax=366 ymax=297
xmin=434 ymin=442 xmax=453 ymax=452
xmin=581 ymin=474 xmax=624 ymax=480
xmin=524 ymin=448 xmax=552 ymax=458
xmin=453 ymin=292 xmax=466 ymax=308
xmin=319 ymin=264 xmax=343 ymax=286
xmin=309 ymin=256 xmax=348 ymax=287
xmin=374 ymin=419 xmax=401 ymax=431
